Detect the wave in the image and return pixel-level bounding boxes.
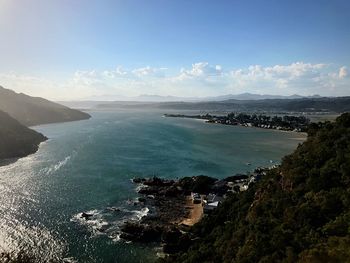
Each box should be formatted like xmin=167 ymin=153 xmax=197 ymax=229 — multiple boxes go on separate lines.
xmin=45 ymin=155 xmax=71 ymax=174
xmin=70 ymin=210 xmax=109 ymax=236
xmin=71 ymin=205 xmax=150 ymax=242
xmin=62 ymin=257 xmax=78 ymax=263
xmin=131 ymin=207 xmax=150 ymax=221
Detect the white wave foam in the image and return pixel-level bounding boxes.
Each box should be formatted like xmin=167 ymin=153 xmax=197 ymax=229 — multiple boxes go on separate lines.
xmin=71 ymin=210 xmax=111 ymax=237
xmin=110 ymin=233 xmax=121 ymax=242
xmin=131 ymin=207 xmax=149 ymax=221
xmin=135 ymin=184 xmax=146 ymax=193
xmin=71 ymin=206 xmax=150 ymax=242
xmin=63 ymin=257 xmax=78 ymax=263
xmin=45 ymin=156 xmax=71 ymax=174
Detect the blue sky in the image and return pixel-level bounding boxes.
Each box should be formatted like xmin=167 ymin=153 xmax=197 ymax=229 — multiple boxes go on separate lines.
xmin=0 ymin=0 xmax=349 ymax=100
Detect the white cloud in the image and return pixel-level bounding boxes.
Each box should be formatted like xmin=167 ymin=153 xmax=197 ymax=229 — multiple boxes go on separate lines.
xmin=73 ymin=70 xmax=99 ymax=85
xmin=178 ymin=62 xmax=223 ymax=80
xmin=339 ymin=66 xmax=348 ymax=79
xmin=229 ymin=62 xmax=340 ymax=93
xmin=102 ymin=66 xmax=128 ymax=78
xmin=0 ymin=62 xmax=349 ymax=100
xmin=132 ymin=66 xmax=167 ymax=77
xmin=132 ymin=66 xmax=155 ymax=76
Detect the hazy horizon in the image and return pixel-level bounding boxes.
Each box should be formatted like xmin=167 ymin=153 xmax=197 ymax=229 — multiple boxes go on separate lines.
xmin=1 ymin=0 xmax=349 ymax=100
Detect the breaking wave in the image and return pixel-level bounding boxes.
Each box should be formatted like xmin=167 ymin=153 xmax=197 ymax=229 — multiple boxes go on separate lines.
xmin=71 ymin=205 xmax=150 ymax=242
xmin=45 ymin=155 xmax=71 ymax=174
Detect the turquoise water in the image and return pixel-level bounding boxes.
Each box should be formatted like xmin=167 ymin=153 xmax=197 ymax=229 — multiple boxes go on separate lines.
xmin=0 ymin=110 xmax=305 ymax=262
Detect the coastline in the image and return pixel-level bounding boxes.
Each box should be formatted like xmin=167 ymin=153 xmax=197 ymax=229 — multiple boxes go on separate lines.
xmin=0 ymin=113 xmax=91 ymax=168
xmin=118 ymin=170 xmax=268 ymax=254
xmin=164 ymin=113 xmax=310 ymax=133
xmin=0 ymin=139 xmax=48 ymax=167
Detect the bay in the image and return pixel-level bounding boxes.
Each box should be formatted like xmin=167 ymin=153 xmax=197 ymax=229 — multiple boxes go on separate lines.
xmin=0 ymin=110 xmax=305 ymax=262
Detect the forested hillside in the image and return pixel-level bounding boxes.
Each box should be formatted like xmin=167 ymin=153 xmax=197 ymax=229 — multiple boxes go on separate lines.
xmin=163 ymin=113 xmax=350 ymax=263
xmin=0 ymin=110 xmax=47 ymax=161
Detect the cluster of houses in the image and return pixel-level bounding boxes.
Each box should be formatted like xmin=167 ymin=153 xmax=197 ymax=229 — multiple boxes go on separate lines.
xmin=208 ymin=117 xmax=306 ymax=132
xmin=191 ymin=168 xmax=269 ymax=214
xmin=165 ymin=113 xmax=309 ymax=132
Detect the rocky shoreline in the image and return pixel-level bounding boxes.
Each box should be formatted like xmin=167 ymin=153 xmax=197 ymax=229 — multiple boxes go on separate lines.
xmin=118 ymin=170 xmax=267 ymax=254
xmin=120 ymin=177 xmax=192 ymax=245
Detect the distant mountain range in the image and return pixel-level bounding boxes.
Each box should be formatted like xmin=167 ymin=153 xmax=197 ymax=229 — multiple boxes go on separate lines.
xmin=95 ymin=96 xmax=350 ymax=113
xmin=78 ymin=92 xmax=323 ymax=103
xmin=201 ymin=93 xmax=322 ymax=101
xmin=0 ymin=86 xmax=91 ymax=126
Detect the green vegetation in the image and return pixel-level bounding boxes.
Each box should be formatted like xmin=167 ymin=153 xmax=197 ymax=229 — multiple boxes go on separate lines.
xmin=0 ymin=86 xmax=90 ymax=126
xmin=162 ymin=113 xmax=350 ymax=263
xmin=0 ymin=110 xmax=47 ymax=161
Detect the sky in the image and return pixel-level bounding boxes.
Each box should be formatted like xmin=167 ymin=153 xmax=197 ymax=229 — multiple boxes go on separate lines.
xmin=0 ymin=0 xmax=349 ymax=100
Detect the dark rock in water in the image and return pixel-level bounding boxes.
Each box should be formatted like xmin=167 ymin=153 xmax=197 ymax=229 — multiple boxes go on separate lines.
xmin=97 ymin=224 xmax=109 ymax=232
xmin=120 ymin=222 xmax=162 ymax=242
xmin=138 ymin=197 xmax=147 ymax=203
xmin=138 ymin=186 xmax=160 ymax=195
xmin=132 ymin=178 xmax=146 ymax=184
xmin=81 ymin=212 xmax=93 ymax=220
xmin=143 ymin=177 xmax=175 ymax=187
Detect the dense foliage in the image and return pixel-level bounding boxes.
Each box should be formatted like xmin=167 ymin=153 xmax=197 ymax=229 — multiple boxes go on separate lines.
xmin=163 ymin=113 xmax=350 ymax=263
xmin=0 ymin=110 xmax=47 ymax=160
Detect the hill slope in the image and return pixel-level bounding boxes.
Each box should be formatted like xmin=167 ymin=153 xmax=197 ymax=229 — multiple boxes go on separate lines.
xmin=0 ymin=86 xmax=91 ymax=126
xmin=163 ymin=113 xmax=350 ymax=263
xmin=0 ymin=110 xmax=47 ymax=161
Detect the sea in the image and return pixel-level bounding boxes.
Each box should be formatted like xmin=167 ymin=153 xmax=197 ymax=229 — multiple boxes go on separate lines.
xmin=0 ymin=109 xmax=305 ymax=263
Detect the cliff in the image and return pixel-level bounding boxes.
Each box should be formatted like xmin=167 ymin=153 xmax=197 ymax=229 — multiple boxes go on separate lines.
xmin=0 ymin=110 xmax=47 ymax=161
xmin=0 ymin=86 xmax=90 ymax=126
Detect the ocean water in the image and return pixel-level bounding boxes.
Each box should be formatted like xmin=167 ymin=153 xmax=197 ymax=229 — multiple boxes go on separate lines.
xmin=0 ymin=110 xmax=305 ymax=262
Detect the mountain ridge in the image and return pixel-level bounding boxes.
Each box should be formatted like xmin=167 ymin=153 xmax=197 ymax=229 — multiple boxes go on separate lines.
xmin=95 ymin=96 xmax=350 ymax=113
xmin=0 ymin=86 xmax=91 ymax=126
xmin=73 ymin=92 xmax=323 ymax=103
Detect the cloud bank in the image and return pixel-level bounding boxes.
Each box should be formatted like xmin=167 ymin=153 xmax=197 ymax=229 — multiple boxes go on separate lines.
xmin=0 ymin=62 xmax=349 ymax=100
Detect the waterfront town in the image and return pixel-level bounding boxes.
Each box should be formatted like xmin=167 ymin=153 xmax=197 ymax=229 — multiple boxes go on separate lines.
xmin=165 ymin=113 xmax=310 ymax=132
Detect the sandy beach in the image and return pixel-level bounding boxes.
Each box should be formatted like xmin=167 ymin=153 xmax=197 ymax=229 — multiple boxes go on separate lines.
xmin=181 ymin=196 xmax=204 ymax=226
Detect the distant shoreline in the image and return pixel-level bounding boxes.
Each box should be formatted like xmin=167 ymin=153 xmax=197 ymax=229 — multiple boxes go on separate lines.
xmin=164 ymin=113 xmax=309 ymax=135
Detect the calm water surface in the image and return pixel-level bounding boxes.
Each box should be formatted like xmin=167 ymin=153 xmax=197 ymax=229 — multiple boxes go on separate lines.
xmin=0 ymin=110 xmax=305 ymax=262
